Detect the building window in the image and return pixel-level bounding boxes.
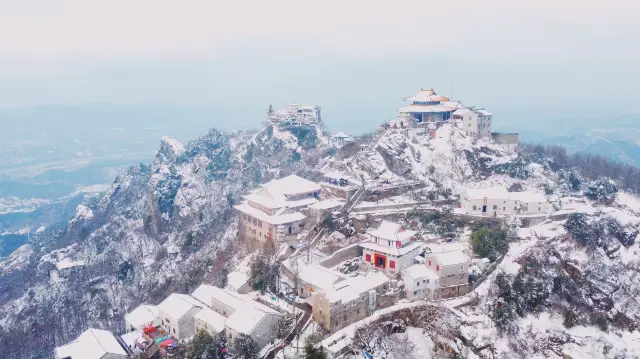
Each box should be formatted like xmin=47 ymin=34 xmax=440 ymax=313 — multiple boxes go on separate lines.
xmin=472 ymin=206 xmax=476 ymax=211
xmin=414 ymin=290 xmax=418 ymax=295
xmin=173 ymin=328 xmax=176 ymax=334
xmin=389 ymin=261 xmax=396 ymax=269
xmin=365 ymin=254 xmax=371 ymax=262
xmin=426 ymin=279 xmax=430 ymax=283
xmin=514 ymin=207 xmax=517 ymax=211
xmin=436 ymin=265 xmax=440 ymax=271
xmin=539 ymin=207 xmax=541 ymax=211
xmin=503 ymin=207 xmax=506 ymax=211
xmin=416 ymin=281 xmax=420 ymax=286
xmin=493 ymin=205 xmax=497 ymax=210
xmin=428 ymin=260 xmax=431 ymax=266
xmin=259 ymin=220 xmax=263 ymax=228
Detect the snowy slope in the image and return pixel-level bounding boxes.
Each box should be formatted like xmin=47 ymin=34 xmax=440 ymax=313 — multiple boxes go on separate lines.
xmin=1 ymin=120 xmax=639 ymax=358
xmin=0 ymin=124 xmax=330 ymax=359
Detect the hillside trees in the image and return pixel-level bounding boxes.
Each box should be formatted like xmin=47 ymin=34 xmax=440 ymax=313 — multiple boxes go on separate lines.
xmin=520 ymin=143 xmax=640 ymax=195
xmin=584 ymin=178 xmax=618 ymax=204
xmin=232 ymin=333 xmax=260 ymax=359
xmin=470 ymin=225 xmax=509 ymax=261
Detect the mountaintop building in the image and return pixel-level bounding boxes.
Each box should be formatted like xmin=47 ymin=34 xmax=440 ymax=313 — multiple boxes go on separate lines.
xmin=234 ymin=174 xmax=321 ymax=245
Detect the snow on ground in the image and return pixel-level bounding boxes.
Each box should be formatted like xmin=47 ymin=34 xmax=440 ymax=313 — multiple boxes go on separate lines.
xmin=160 ymin=136 xmax=185 ymax=154
xmin=404 ymin=326 xmax=434 ymax=358
xmin=356 ymin=194 xmax=416 ymax=208
xmin=0 ymin=244 xmax=34 ymax=274
xmin=320 ymin=300 xmax=426 ymax=356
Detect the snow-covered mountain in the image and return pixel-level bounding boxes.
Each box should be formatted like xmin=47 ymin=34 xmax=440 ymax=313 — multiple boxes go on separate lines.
xmin=0 ymin=124 xmax=331 ymax=358
xmin=1 ymin=121 xmax=639 ymax=358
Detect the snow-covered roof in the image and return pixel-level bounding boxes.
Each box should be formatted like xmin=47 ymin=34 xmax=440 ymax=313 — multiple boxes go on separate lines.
xmin=55 ymin=328 xmax=127 ymax=359
xmin=476 ymin=109 xmax=492 ymax=116
xmin=326 ymin=271 xmax=389 ymax=304
xmin=308 ymin=199 xmax=345 ymax=210
xmin=453 ymin=108 xmax=476 ymax=117
xmin=262 ymin=175 xmax=322 ymax=196
xmin=244 ymin=192 xmax=319 ymax=210
xmin=120 ymin=330 xmax=145 ymax=350
xmin=298 ymin=264 xmax=347 ymax=292
xmin=360 ymin=241 xmax=422 ymax=256
xmin=404 ymin=89 xmax=449 ymax=103
xmin=56 ymin=258 xmax=86 ymax=271
xmin=192 ymin=285 xmax=245 ymax=311
xmin=432 ymin=250 xmax=469 ymax=267
xmin=227 ymin=271 xmax=249 ymax=291
xmin=462 ymin=187 xmax=509 ymax=200
xmin=402 ymin=264 xmax=439 ymax=280
xmin=441 ymin=101 xmax=466 ymax=110
xmin=125 ymin=304 xmax=160 ymax=329
xmin=426 ymin=242 xmax=468 ymax=254
xmin=225 ymin=300 xmax=281 ymax=335
xmin=397 ymin=104 xmax=455 ymax=114
xmin=241 ymin=175 xmax=321 ymax=211
xmin=194 ymin=307 xmax=226 ymax=333
xmin=508 ymin=191 xmax=547 ymax=203
xmin=234 ymin=203 xmax=306 ymax=225
xmin=368 ymin=221 xmax=417 ymax=242
xmin=332 ymin=131 xmax=352 ymax=139
xmin=157 ymin=293 xmax=202 ymax=320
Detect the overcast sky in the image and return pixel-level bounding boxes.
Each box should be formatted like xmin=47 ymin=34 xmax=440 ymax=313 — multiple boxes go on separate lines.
xmin=0 ymin=0 xmax=639 ymax=133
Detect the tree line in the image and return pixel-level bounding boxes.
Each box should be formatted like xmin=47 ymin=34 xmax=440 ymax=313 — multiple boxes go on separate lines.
xmin=520 ymin=143 xmax=640 ymax=194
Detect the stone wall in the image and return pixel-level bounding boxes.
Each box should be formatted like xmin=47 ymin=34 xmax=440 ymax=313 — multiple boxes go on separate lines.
xmin=319 ymin=243 xmax=364 ymax=268
xmin=491 ymin=132 xmax=519 ymax=145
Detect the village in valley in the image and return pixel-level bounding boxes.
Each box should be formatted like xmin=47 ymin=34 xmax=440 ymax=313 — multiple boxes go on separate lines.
xmin=51 ymin=89 xmax=634 ymax=359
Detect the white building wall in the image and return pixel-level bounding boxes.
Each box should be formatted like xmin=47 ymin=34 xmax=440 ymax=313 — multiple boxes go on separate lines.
xmin=478 ymin=114 xmax=492 ymax=138
xmin=424 ymin=256 xmax=468 ymax=278
xmin=460 ymin=196 xmax=509 ymax=215
xmin=178 ymin=307 xmax=201 ymax=339
xmin=462 ymin=113 xmax=478 ymax=137
xmin=159 ymin=311 xmax=180 ymax=338
xmin=461 ymin=194 xmax=549 ymax=216
xmin=362 ymin=248 xmax=420 ymax=273
xmin=226 ymin=327 xmax=241 ymax=346
xmin=194 ymin=317 xmax=224 ymax=337
xmin=250 ymin=313 xmax=282 ymax=348
xmin=402 ymin=273 xmax=439 ymax=301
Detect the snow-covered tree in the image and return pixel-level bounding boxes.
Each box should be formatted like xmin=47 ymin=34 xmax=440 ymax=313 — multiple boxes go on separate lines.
xmin=232 ymin=333 xmax=260 ymax=359
xmin=585 ymin=178 xmax=618 ymax=204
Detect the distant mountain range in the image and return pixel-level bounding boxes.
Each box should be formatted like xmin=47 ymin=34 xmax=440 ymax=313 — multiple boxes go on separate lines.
xmin=500 ymin=115 xmax=640 ymax=166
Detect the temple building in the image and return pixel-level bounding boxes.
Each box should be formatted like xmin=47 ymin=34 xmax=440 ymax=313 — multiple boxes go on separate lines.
xmin=459 ymin=187 xmax=550 ymax=216
xmin=390 ymin=88 xmax=494 ymax=140
xmin=360 ymin=221 xmax=422 ymax=273
xmin=267 ymin=103 xmax=321 ymax=125
xmin=234 ymin=175 xmax=322 ymax=245
xmin=392 ymin=88 xmax=459 ymax=128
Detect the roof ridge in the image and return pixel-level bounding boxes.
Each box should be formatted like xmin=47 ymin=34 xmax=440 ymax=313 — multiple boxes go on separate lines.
xmin=88 ymin=328 xmax=109 ymax=355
